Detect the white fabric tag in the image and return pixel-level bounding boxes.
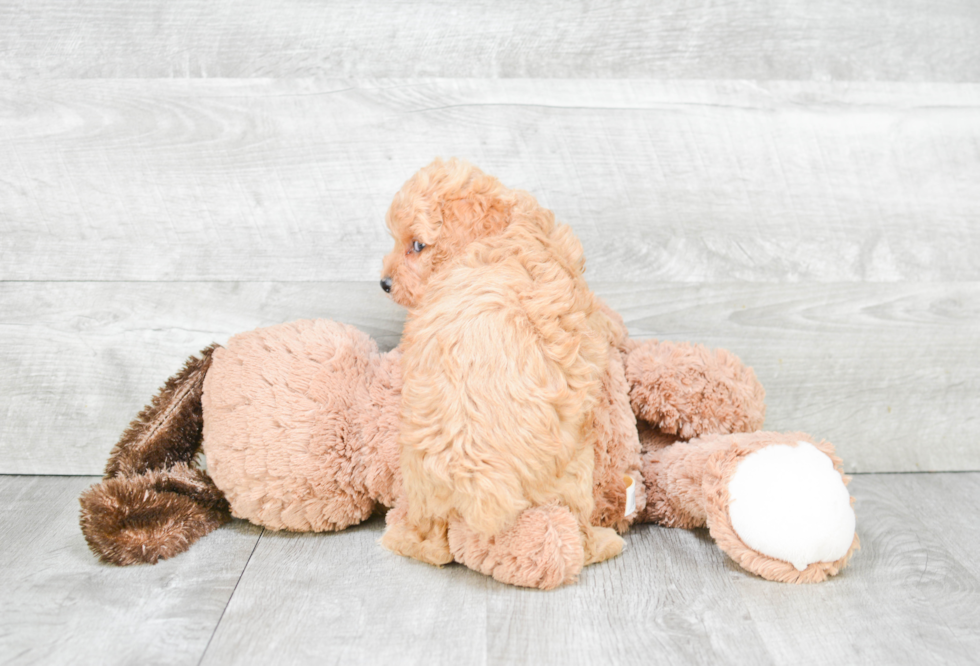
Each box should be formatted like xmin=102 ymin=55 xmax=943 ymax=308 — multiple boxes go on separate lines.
xmin=624 ymin=475 xmax=636 ymax=517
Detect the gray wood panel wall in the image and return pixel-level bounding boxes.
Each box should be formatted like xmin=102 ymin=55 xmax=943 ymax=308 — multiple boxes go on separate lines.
xmin=1 ymin=1 xmax=978 ymax=474
xmin=3 ymin=0 xmax=979 ymax=80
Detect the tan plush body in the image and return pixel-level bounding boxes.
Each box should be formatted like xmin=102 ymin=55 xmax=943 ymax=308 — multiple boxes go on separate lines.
xmin=80 ymin=159 xmax=859 ymax=589
xmin=202 ymin=320 xmax=402 ymax=533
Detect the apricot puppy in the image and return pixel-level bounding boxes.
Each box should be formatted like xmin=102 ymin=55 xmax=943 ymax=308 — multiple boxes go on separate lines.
xmin=379 ymin=159 xmax=626 ymax=584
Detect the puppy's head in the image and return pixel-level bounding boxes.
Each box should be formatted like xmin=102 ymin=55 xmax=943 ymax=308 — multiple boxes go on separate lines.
xmin=381 ymin=158 xmax=552 ymax=309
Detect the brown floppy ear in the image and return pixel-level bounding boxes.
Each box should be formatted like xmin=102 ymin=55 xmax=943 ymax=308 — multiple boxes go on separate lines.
xmin=78 ymin=344 xmax=232 ymax=565
xmin=79 ymin=463 xmax=231 ymax=565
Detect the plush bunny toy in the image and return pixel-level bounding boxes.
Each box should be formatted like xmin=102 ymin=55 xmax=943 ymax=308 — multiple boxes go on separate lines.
xmin=80 ymin=161 xmax=858 ymax=590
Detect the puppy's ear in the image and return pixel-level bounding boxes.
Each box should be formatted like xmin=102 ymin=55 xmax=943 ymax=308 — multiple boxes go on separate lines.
xmin=434 ymin=166 xmax=514 ymax=252
xmin=442 ymin=194 xmax=511 ymax=241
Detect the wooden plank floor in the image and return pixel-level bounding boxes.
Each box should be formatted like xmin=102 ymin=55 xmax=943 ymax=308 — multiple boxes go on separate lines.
xmin=0 ymin=476 xmax=263 ymax=666
xmin=2 ymin=473 xmax=978 ymax=666
xmin=4 ymin=79 xmax=979 ymax=476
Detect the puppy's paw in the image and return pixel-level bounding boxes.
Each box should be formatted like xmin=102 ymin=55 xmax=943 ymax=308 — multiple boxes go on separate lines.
xmin=380 ymin=503 xmax=453 ymax=565
xmin=449 ymin=504 xmax=585 ymax=590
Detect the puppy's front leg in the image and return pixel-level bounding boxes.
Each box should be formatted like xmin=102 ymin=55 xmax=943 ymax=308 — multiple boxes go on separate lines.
xmin=380 ymin=495 xmax=452 ymax=565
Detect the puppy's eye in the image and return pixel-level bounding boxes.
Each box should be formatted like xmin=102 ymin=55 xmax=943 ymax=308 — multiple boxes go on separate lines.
xmin=412 ymin=240 xmax=426 ymax=253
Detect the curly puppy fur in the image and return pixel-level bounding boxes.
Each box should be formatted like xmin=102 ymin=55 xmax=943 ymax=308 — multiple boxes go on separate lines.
xmin=379 ymin=159 xmax=629 ymax=571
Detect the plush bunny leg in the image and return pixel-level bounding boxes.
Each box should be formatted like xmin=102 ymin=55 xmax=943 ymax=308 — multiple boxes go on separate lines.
xmin=645 ymin=431 xmax=859 ymax=583
xmin=639 ymin=424 xmax=720 ymax=529
xmin=624 ymin=339 xmax=766 ymax=440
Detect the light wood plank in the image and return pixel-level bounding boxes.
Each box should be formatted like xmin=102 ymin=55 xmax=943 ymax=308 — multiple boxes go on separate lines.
xmin=0 ymin=475 xmax=263 ymax=666
xmin=2 ymin=79 xmax=979 ymax=282
xmin=487 ymin=524 xmax=772 ymax=665
xmin=0 ymin=281 xmax=404 ymax=475
xmin=732 ymin=474 xmax=980 ymax=666
xmin=0 ymin=0 xmax=977 ymax=80
xmin=198 ymin=513 xmax=773 ymax=666
xmin=3 ymin=474 xmax=978 ymax=665
xmin=199 ymin=515 xmax=490 ymax=666
xmin=878 ymin=473 xmax=980 ymax=581
xmin=602 ymin=282 xmax=980 ymax=474
xmin=2 ymin=281 xmax=977 ymax=475
xmin=197 ymin=474 xmax=980 ymax=666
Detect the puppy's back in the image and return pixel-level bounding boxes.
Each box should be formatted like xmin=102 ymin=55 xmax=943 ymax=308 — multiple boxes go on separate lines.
xmin=399 ymin=223 xmax=614 ymax=536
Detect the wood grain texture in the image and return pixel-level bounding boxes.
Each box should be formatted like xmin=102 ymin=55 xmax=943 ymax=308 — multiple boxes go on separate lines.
xmin=1 ymin=0 xmax=978 ymax=80
xmin=1 ymin=281 xmax=976 ymax=475
xmin=199 ymin=516 xmax=490 ymax=666
xmin=602 ymin=282 xmax=980 ymax=474
xmin=3 ymin=474 xmax=978 ymax=665
xmin=199 ymin=514 xmax=775 ymax=666
xmin=0 ymin=281 xmax=405 ymax=476
xmin=486 ymin=524 xmax=772 ymax=665
xmin=733 ymin=474 xmax=980 ymax=666
xmin=179 ymin=475 xmax=980 ymax=665
xmin=3 ymin=0 xmax=978 ymax=661
xmin=0 ymin=475 xmax=263 ymax=666
xmin=880 ymin=472 xmax=980 ymax=581
xmin=2 ymin=79 xmax=979 ymax=282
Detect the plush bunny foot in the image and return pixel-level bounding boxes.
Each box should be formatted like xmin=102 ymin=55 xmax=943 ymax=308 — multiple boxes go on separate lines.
xmin=644 ymin=432 xmax=859 ymax=582
xmin=703 ymin=433 xmax=859 ymax=582
xmin=448 ymin=504 xmax=587 ymax=590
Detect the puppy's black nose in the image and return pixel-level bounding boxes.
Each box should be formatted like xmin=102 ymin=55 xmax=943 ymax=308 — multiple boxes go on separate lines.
xmin=380 ymin=277 xmax=392 ymax=293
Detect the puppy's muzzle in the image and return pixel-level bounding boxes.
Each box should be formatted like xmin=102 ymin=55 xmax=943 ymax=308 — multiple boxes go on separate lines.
xmin=380 ymin=277 xmax=393 ymax=293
